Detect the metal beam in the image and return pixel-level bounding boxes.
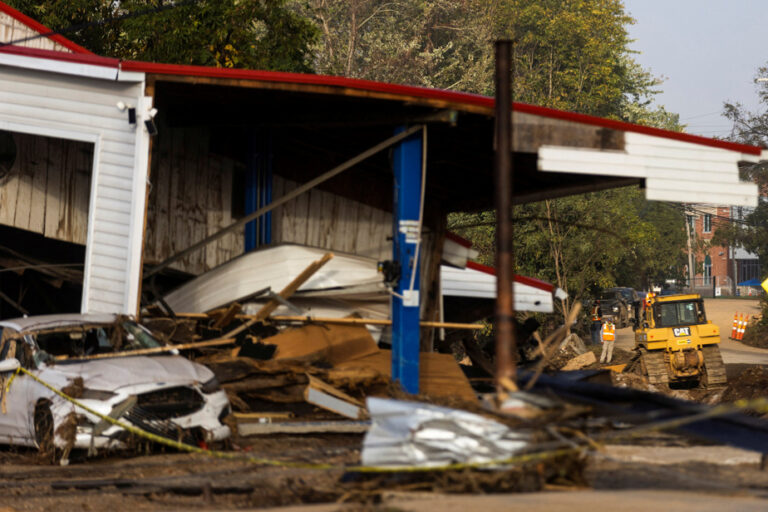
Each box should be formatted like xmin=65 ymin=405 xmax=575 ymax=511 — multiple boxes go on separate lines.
xmin=145 ymin=125 xmax=423 ymax=278
xmin=391 ymin=126 xmax=424 ymax=394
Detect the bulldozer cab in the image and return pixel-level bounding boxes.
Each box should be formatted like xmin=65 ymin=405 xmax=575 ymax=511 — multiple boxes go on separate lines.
xmin=650 ymin=297 xmax=707 ymax=329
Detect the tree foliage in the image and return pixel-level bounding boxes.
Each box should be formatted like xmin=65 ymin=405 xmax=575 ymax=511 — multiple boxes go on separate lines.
xmin=714 ymin=67 xmax=768 ymax=270
xmin=6 ymin=0 xmax=319 ymax=72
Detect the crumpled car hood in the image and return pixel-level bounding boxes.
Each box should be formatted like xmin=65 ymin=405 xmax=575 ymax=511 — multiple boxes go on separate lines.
xmin=41 ymin=356 xmax=214 ymax=392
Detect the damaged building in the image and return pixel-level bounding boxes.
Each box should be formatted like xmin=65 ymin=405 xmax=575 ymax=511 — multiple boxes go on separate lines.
xmin=0 ymin=1 xmax=762 ymax=394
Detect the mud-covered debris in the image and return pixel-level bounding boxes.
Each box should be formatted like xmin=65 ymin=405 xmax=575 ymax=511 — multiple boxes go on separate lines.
xmin=721 ymin=366 xmax=768 ymax=415
xmin=561 ymin=351 xmax=597 ymax=371
xmin=61 ymin=377 xmax=84 ymax=398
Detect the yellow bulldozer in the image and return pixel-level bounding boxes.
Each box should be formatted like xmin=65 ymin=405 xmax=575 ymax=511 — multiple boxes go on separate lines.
xmin=634 ymin=293 xmax=726 ymax=387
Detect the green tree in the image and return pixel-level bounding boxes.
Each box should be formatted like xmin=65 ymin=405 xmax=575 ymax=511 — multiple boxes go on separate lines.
xmin=6 ymin=0 xmax=319 ymax=72
xmin=714 ymin=66 xmax=768 ymax=268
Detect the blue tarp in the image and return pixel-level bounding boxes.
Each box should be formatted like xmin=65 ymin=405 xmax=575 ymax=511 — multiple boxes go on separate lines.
xmin=738 ymin=278 xmax=762 ymax=287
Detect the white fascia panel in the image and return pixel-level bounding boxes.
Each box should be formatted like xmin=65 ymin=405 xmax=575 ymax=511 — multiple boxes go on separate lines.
xmin=0 ymin=52 xmax=118 ymax=80
xmin=645 ymin=179 xmax=758 ymax=207
xmin=538 ymin=131 xmax=759 ymax=207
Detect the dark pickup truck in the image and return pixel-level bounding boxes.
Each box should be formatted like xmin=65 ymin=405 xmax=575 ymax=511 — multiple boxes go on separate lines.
xmin=597 ymin=287 xmax=639 ymax=328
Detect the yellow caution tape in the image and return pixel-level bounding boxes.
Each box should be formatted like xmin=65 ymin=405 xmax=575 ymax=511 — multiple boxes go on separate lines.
xmin=14 ymin=366 xmax=768 ymax=473
xmin=4 ymin=366 xmax=20 ymax=393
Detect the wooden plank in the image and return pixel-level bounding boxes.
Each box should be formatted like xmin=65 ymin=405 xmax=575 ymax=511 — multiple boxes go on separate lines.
xmin=205 ymin=155 xmax=222 ymax=269
xmin=0 ymin=132 xmax=21 ymax=227
xmin=53 ymin=337 xmax=235 ymax=361
xmin=169 ymin=127 xmax=185 ymax=270
xmin=292 ymin=179 xmax=309 ymax=245
xmin=304 ymin=386 xmax=363 ymax=420
xmin=28 ymin=134 xmax=48 ymax=234
xmin=73 ymin=142 xmax=92 ymax=244
xmin=306 ymin=188 xmax=323 ymax=247
xmin=270 ymin=174 xmax=284 ymax=245
xmin=44 ymin=137 xmax=63 ymax=239
xmin=12 ymin=132 xmax=33 ymax=230
xmin=237 ymin=420 xmax=370 ymax=436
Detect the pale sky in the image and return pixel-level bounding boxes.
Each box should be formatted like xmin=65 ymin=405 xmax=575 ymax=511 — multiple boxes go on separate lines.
xmin=624 ymin=0 xmax=768 ymax=138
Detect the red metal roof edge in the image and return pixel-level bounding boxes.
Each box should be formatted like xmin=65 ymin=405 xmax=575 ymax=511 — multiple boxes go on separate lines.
xmin=445 ymin=231 xmax=473 ymax=248
xmin=0 ymin=2 xmax=93 ymax=55
xmin=121 ymin=60 xmax=761 ymax=156
xmin=0 ymin=40 xmax=759 ymax=156
xmin=0 ymin=44 xmax=118 ymax=68
xmin=465 ymin=261 xmax=555 ymax=292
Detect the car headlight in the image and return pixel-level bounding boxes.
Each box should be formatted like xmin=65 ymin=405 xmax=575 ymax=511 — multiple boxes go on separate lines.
xmin=200 ymin=376 xmax=221 ymax=394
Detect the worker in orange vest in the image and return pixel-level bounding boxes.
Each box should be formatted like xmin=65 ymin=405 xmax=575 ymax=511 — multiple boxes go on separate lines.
xmin=600 ymin=316 xmax=616 ymax=363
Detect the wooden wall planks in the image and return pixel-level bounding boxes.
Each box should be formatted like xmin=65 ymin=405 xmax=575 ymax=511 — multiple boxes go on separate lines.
xmin=143 ymin=126 xmax=244 ymax=275
xmin=271 ymin=175 xmax=392 ymax=261
xmin=0 ymin=131 xmax=92 ymax=244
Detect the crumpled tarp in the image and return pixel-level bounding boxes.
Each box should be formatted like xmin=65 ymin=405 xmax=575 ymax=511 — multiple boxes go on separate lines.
xmin=361 ymin=397 xmax=530 ymax=468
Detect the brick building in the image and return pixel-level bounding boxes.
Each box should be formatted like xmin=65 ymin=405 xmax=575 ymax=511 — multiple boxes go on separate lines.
xmin=686 ymin=204 xmax=761 ymax=296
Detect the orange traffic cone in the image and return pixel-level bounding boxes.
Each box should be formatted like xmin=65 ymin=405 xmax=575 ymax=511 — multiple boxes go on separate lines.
xmin=731 ymin=313 xmax=740 ymax=339
xmin=738 ymin=315 xmax=750 ymax=341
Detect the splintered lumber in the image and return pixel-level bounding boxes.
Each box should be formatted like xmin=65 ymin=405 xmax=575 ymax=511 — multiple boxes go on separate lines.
xmin=211 ymin=303 xmax=242 ymax=329
xmin=237 ymin=420 xmax=370 ymax=436
xmin=268 ymin=315 xmax=484 ymax=330
xmin=220 ymin=252 xmax=334 ymax=340
xmin=53 ymin=338 xmax=235 ymax=361
xmin=233 ymin=412 xmax=294 ymax=421
xmin=304 ymin=375 xmax=366 ymax=420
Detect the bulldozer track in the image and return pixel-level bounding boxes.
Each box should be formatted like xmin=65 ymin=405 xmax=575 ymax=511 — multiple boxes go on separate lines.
xmin=639 ymin=348 xmax=669 ymax=385
xmin=702 ymin=345 xmax=727 ymax=387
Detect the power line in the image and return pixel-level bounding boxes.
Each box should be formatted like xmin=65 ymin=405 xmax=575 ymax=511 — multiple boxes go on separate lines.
xmin=0 ymin=0 xmax=202 ymax=49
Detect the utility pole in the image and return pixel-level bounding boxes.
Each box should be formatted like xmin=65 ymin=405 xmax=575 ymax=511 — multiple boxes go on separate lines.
xmin=685 ymin=206 xmax=694 ymax=292
xmin=494 ymin=40 xmax=516 ymax=390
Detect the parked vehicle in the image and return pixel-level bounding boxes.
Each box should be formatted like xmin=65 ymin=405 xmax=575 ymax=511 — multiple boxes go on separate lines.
xmin=597 ymin=288 xmax=632 ymax=328
xmin=0 ymin=314 xmax=230 ymax=460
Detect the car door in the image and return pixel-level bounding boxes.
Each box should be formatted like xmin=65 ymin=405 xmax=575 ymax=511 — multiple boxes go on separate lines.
xmin=0 ymin=330 xmax=36 ymax=446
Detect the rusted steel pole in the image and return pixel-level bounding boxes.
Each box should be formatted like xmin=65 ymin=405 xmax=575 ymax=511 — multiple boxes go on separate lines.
xmin=494 ymin=40 xmax=516 ymax=388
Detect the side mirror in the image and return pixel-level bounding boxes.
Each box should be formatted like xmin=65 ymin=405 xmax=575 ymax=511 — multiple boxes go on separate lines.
xmin=0 ymin=358 xmax=20 ymax=373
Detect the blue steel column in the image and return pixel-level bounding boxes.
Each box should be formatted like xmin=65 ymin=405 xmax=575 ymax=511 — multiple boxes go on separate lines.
xmin=391 ymin=126 xmax=423 ymax=394
xmin=245 ymin=132 xmax=273 ymax=251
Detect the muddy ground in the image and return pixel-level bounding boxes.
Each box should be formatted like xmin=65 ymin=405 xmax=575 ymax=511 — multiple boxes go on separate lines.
xmin=3 ymin=361 xmax=768 ymax=511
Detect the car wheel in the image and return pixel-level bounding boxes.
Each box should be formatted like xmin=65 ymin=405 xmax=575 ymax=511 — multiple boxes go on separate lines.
xmin=34 ymin=401 xmax=57 ymax=464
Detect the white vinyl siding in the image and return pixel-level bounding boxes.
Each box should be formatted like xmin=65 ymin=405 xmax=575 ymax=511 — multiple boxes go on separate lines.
xmin=0 ymin=63 xmax=148 ymax=315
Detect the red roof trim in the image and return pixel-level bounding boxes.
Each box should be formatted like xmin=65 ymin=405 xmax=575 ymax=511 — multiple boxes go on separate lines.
xmin=445 ymin=231 xmax=473 ymax=248
xmin=121 ymin=60 xmax=761 ymax=156
xmin=0 ymin=44 xmax=117 ymax=68
xmin=465 ymin=261 xmax=555 ymax=292
xmin=0 ymin=2 xmax=93 ymax=55
xmin=0 ymin=39 xmax=760 ymax=156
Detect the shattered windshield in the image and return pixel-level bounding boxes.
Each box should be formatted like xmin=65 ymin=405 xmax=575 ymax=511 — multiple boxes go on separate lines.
xmin=654 ymin=301 xmax=706 ymax=328
xmin=33 ymin=321 xmax=162 ymax=359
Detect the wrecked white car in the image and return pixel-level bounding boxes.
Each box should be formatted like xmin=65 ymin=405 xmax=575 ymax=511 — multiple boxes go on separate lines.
xmin=0 ymin=314 xmax=230 ymax=458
